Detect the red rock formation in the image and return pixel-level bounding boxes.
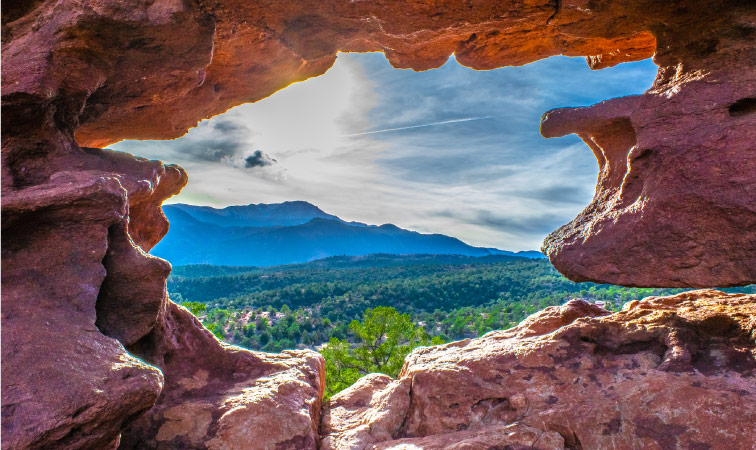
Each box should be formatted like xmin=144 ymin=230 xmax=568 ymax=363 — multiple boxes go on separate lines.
xmin=122 ymin=302 xmax=324 ymax=449
xmin=0 ymin=147 xmax=325 ymax=449
xmin=4 ymin=0 xmax=753 ymax=287
xmin=2 ymin=0 xmax=755 ymax=448
xmin=0 ymin=150 xmax=174 ymax=449
xmin=321 ymin=374 xmax=412 ymax=449
xmin=541 ymin=16 xmax=756 ymax=286
xmin=322 ymin=291 xmax=756 ymax=449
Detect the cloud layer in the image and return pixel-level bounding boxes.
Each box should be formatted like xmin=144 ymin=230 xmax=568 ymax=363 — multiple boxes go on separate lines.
xmin=111 ymin=53 xmax=657 ymax=251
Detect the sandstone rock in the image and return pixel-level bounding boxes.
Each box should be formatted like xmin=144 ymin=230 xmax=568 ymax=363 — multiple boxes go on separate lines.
xmin=3 ymin=0 xmax=756 ymax=448
xmin=321 ymin=374 xmax=411 ymax=450
xmin=1 ymin=144 xmax=326 ymax=448
xmin=541 ymin=53 xmax=756 ymax=287
xmin=121 ymin=301 xmax=325 ymax=449
xmin=4 ymin=0 xmax=753 ymax=286
xmin=64 ymin=0 xmax=657 ymax=145
xmin=371 ymin=424 xmax=565 ymax=450
xmin=1 ymin=171 xmax=165 ymax=449
xmin=324 ymin=291 xmax=756 ymax=449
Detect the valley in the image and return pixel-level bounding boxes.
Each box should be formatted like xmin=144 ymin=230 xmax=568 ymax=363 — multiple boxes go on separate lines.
xmin=169 ymin=254 xmax=754 ymax=354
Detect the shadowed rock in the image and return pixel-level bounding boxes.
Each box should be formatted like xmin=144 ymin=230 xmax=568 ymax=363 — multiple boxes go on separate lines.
xmin=121 ymin=302 xmax=324 ymax=449
xmin=1 ymin=148 xmax=324 ymax=449
xmin=1 ymin=165 xmax=167 ymax=449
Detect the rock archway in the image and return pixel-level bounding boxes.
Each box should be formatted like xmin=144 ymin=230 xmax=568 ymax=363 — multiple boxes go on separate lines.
xmin=2 ymin=0 xmax=755 ymax=448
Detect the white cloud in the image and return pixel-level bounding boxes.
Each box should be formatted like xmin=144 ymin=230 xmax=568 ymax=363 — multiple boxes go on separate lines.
xmin=111 ymin=52 xmax=657 ymax=251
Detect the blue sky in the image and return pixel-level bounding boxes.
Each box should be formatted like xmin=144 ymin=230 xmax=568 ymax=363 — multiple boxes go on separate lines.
xmin=112 ymin=53 xmax=657 ymax=251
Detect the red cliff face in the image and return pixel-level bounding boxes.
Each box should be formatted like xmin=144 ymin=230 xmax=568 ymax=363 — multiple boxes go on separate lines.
xmin=2 ymin=0 xmax=755 ymax=448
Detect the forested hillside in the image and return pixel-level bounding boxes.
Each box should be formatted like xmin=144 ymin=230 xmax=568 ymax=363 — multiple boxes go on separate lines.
xmin=169 ymin=255 xmax=754 ymax=353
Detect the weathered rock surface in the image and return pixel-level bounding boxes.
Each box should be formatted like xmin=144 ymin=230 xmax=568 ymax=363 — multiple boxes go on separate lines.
xmin=3 ymin=0 xmax=658 ymax=147
xmin=0 ymin=150 xmax=174 ymax=449
xmin=1 ymin=147 xmax=324 ymax=449
xmin=3 ymin=0 xmax=754 ymax=286
xmin=541 ymin=22 xmax=756 ymax=286
xmin=122 ymin=301 xmax=324 ymax=449
xmin=322 ymin=290 xmax=756 ymax=449
xmin=372 ymin=424 xmax=566 ymax=450
xmin=3 ymin=0 xmax=756 ymax=448
xmin=320 ymin=374 xmax=412 ymax=450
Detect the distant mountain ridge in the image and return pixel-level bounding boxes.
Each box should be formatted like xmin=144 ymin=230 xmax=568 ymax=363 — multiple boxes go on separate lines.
xmin=152 ymin=201 xmax=545 ymax=266
xmin=167 ymin=201 xmax=343 ymax=227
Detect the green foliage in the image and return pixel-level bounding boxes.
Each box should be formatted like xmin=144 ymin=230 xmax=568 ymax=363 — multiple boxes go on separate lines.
xmin=350 ymin=307 xmax=428 ymax=375
xmin=321 ymin=338 xmax=360 ymax=398
xmin=321 ymin=307 xmax=437 ymax=399
xmin=171 ymin=255 xmax=723 ymax=353
xmin=206 ymin=322 xmax=225 ymax=340
xmin=169 ymin=255 xmax=755 ymax=394
xmin=181 ymin=301 xmax=206 ymax=317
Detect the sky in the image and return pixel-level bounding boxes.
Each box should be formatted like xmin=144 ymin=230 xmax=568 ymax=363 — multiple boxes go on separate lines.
xmin=111 ymin=52 xmax=657 ymax=251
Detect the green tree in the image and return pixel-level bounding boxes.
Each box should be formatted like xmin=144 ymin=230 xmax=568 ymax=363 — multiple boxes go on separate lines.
xmin=181 ymin=301 xmax=206 ymax=317
xmin=206 ymin=322 xmax=225 ymax=340
xmin=321 ymin=338 xmax=361 ymax=399
xmin=321 ymin=306 xmax=440 ymax=399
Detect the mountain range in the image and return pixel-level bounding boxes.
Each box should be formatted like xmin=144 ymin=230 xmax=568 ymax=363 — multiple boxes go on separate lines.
xmin=151 ymin=201 xmax=544 ymax=266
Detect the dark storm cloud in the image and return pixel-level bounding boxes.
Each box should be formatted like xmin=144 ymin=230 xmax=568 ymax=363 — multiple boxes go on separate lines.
xmin=244 ymin=150 xmax=277 ymax=168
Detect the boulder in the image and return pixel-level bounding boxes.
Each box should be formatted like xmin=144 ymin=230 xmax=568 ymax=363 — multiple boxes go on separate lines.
xmin=121 ymin=302 xmax=324 ymax=449
xmin=323 ymin=290 xmax=756 ymax=449
xmin=320 ymin=374 xmax=411 ymax=450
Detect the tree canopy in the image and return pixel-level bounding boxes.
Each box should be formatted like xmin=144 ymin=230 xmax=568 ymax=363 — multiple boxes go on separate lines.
xmin=321 ymin=306 xmax=442 ymax=398
xmin=168 ymin=255 xmax=754 ymax=395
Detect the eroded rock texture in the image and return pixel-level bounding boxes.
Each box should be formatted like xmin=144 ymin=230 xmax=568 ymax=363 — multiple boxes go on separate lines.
xmin=2 ymin=0 xmax=755 ymax=448
xmin=0 ymin=147 xmax=324 ymax=449
xmin=541 ymin=15 xmax=756 ymax=286
xmin=1 ymin=149 xmax=175 ymax=449
xmin=322 ymin=291 xmax=756 ymax=449
xmin=122 ymin=302 xmax=324 ymax=449
xmin=3 ymin=0 xmax=754 ymax=287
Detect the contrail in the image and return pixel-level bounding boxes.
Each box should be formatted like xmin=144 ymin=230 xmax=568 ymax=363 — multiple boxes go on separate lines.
xmin=343 ymin=116 xmax=493 ymax=137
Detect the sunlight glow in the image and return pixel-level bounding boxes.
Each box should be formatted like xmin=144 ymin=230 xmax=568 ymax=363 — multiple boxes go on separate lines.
xmin=111 ymin=53 xmax=657 ymax=251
